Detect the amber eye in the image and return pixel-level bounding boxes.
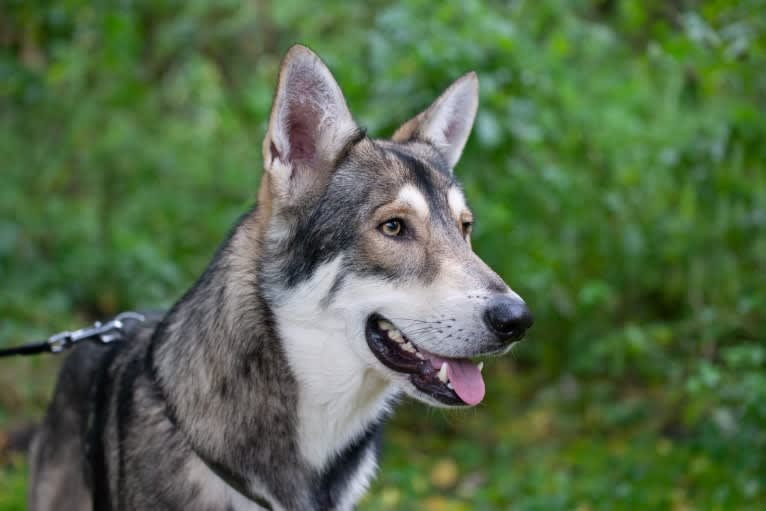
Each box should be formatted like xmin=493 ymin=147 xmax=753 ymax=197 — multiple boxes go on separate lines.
xmin=380 ymin=218 xmax=405 ymax=237
xmin=462 ymin=221 xmax=473 ymax=237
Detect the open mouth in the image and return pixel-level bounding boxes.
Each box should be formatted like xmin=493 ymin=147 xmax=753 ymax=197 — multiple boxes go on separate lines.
xmin=365 ymin=314 xmax=485 ymax=406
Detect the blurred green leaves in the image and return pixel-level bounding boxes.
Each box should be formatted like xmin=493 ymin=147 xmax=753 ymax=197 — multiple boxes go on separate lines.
xmin=1 ymin=0 xmax=765 ymax=508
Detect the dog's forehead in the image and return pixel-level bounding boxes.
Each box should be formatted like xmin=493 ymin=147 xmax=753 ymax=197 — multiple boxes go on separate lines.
xmin=344 ymin=139 xmax=460 ymax=211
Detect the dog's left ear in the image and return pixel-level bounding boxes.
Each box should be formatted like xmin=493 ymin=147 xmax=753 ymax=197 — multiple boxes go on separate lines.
xmin=392 ymin=72 xmax=479 ymax=169
xmin=262 ymin=45 xmax=358 ymax=204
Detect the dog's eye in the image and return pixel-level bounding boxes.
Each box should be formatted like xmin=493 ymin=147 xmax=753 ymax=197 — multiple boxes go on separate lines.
xmin=462 ymin=221 xmax=473 ymax=237
xmin=379 ymin=218 xmax=405 ymax=237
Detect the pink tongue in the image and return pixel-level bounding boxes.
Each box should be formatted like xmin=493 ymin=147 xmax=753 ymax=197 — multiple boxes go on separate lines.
xmin=427 ymin=356 xmax=486 ymax=405
xmin=421 ymin=356 xmax=483 ymax=408
xmin=446 ymin=359 xmax=485 ymax=405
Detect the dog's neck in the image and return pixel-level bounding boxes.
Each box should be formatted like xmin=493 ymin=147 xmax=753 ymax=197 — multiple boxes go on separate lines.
xmin=268 ymin=255 xmax=398 ymax=468
xmin=150 ymin=212 xmax=394 ymax=510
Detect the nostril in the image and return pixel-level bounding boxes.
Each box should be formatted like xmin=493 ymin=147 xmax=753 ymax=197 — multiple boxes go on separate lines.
xmin=483 ymin=296 xmax=533 ymax=340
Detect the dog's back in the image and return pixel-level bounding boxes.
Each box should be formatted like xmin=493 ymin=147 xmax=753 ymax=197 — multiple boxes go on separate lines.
xmin=28 ymin=313 xmax=163 ymax=511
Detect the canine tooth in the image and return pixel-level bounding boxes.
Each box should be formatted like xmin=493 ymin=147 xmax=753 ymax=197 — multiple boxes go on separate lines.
xmin=415 ymin=352 xmax=425 ymax=360
xmin=478 ymin=361 xmax=484 ymax=372
xmin=378 ymin=320 xmax=394 ymax=331
xmin=438 ymin=362 xmax=449 ymax=383
xmin=447 ymin=382 xmax=454 ymax=390
xmin=401 ymin=342 xmax=416 ymax=353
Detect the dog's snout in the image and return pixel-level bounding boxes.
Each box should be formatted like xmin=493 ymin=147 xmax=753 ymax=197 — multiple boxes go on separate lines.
xmin=483 ymin=296 xmax=533 ymax=341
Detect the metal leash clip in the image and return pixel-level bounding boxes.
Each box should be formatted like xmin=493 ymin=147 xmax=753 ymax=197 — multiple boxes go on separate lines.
xmin=47 ymin=311 xmax=146 ymax=353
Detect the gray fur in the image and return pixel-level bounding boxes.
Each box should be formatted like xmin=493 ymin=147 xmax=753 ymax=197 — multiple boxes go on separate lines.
xmin=29 ymin=45 xmax=527 ymax=511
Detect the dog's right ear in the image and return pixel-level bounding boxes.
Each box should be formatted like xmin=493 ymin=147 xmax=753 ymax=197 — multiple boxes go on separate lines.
xmin=262 ymin=45 xmax=358 ymax=206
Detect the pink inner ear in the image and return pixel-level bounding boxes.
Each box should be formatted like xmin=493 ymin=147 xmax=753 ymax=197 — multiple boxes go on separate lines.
xmin=282 ymin=71 xmax=328 ymax=165
xmin=444 ymin=117 xmax=462 ymax=143
xmin=286 ymin=108 xmax=317 ymax=163
xmin=442 ymin=100 xmax=472 ymax=146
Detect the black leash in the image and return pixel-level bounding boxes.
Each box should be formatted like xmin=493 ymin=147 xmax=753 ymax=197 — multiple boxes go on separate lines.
xmin=0 ymin=312 xmax=146 ymax=357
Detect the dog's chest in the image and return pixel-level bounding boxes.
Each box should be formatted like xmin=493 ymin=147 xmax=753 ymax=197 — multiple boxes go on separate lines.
xmin=271 ymin=257 xmax=396 ymax=468
xmin=186 ymin=456 xmax=274 ymax=511
xmin=187 ymin=440 xmax=381 ymax=511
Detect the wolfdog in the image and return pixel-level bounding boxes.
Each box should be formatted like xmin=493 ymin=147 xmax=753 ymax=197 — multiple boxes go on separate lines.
xmin=28 ymin=45 xmax=532 ymax=510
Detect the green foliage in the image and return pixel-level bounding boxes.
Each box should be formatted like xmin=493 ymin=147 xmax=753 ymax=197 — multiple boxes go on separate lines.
xmin=1 ymin=0 xmax=765 ymax=508
xmin=0 ymin=458 xmax=26 ymax=511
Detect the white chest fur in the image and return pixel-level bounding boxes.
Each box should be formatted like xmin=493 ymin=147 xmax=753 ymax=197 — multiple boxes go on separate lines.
xmin=272 ymin=257 xmax=397 ymax=471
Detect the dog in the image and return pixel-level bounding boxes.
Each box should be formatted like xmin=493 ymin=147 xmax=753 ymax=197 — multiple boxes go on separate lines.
xmin=28 ymin=44 xmax=533 ymax=511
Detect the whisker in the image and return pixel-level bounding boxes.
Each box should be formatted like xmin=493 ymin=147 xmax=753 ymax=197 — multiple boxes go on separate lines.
xmin=401 ymin=326 xmax=440 ymax=334
xmin=387 ymin=317 xmax=440 ymax=324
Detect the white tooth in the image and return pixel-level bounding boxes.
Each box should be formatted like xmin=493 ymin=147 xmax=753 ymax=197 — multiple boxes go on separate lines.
xmin=415 ymin=352 xmax=425 ymax=360
xmin=438 ymin=362 xmax=449 ymax=383
xmin=378 ymin=320 xmax=394 ymax=331
xmin=388 ymin=330 xmax=404 ymax=343
xmin=447 ymin=382 xmax=454 ymax=390
xmin=478 ymin=361 xmax=484 ymax=372
xmin=401 ymin=342 xmax=416 ymax=353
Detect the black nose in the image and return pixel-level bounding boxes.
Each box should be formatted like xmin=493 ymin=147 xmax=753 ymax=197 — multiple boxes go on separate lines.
xmin=483 ymin=296 xmax=533 ymax=341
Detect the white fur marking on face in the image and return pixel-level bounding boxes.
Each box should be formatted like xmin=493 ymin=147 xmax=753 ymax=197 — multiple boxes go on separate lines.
xmin=447 ymin=186 xmax=468 ymax=220
xmin=397 ymin=184 xmax=430 ymax=218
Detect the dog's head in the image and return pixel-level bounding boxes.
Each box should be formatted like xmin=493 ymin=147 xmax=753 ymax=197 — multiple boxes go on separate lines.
xmin=256 ymin=46 xmax=532 ymax=408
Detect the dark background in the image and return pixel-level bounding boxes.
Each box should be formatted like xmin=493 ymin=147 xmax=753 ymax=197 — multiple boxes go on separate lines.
xmin=1 ymin=1 xmax=765 ymax=509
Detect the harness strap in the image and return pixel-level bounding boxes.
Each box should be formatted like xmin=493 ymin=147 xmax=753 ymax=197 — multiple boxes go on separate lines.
xmin=85 ymin=343 xmax=122 ymax=511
